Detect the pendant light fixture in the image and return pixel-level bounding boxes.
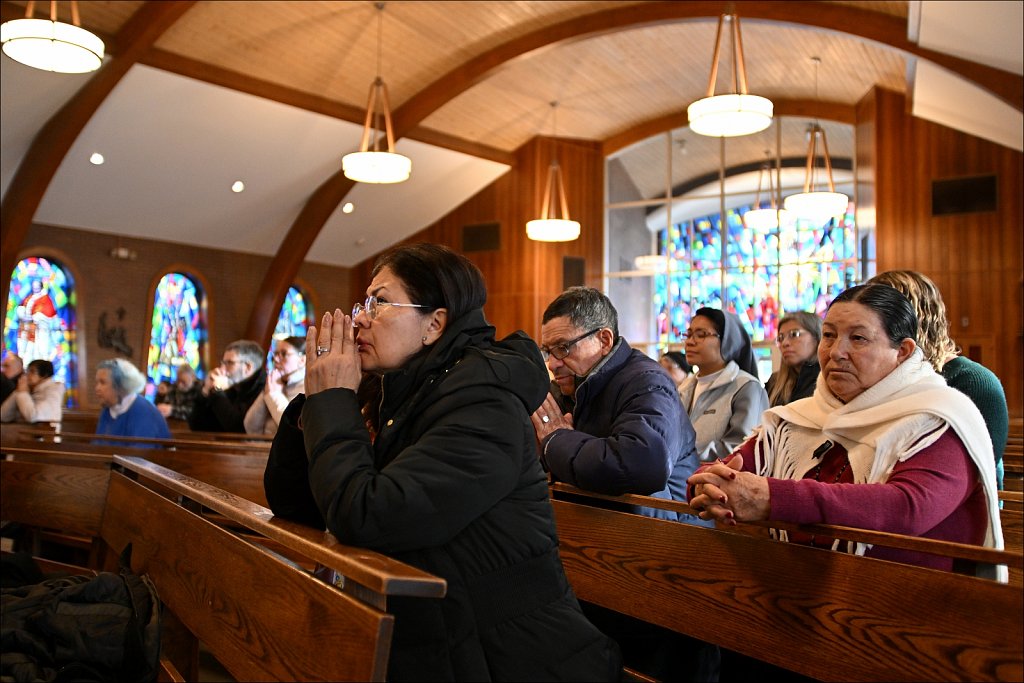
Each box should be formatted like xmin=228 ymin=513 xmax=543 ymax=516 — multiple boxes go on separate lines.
xmin=688 ymin=14 xmax=773 ymax=138
xmin=1 ymin=0 xmax=104 ymax=74
xmin=342 ymin=2 xmax=411 ymax=184
xmin=783 ymin=57 xmax=849 ymax=219
xmin=634 ymin=254 xmax=669 ymax=274
xmin=526 ymin=102 xmax=580 ymax=242
xmin=743 ymin=150 xmax=789 ymax=231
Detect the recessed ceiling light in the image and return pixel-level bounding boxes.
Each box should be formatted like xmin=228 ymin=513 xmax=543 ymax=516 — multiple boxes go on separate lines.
xmin=89 ymin=152 xmax=104 ymax=165
xmin=342 ymin=202 xmax=354 ymax=214
xmin=231 ymin=181 xmax=245 ymax=193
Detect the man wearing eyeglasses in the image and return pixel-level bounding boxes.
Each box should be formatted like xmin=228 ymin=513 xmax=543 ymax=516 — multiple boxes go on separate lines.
xmin=531 ymin=287 xmax=717 ymax=683
xmin=531 ymin=287 xmax=701 ymax=525
xmin=188 ymin=339 xmax=266 ymax=433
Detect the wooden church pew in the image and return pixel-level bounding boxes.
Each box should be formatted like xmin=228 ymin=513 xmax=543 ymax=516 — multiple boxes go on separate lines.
xmin=1 ymin=449 xmax=447 ymax=681
xmin=549 ymin=483 xmax=1023 ymax=682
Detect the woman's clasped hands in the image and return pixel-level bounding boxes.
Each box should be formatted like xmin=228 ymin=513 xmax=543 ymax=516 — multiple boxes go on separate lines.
xmin=687 ymin=455 xmax=771 ymax=525
xmin=305 ymin=309 xmax=362 ymax=396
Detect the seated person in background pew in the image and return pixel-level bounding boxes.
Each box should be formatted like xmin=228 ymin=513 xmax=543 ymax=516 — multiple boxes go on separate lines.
xmin=94 ymin=358 xmax=171 ymax=447
xmin=264 ymin=244 xmax=621 ymax=681
xmin=659 ymin=350 xmax=691 ymax=389
xmin=1 ymin=352 xmax=24 ymax=403
xmin=155 ymin=364 xmax=201 ymax=422
xmin=531 ymin=287 xmax=702 ymax=524
xmin=188 ymin=340 xmax=265 ymax=433
xmin=243 ymin=336 xmax=306 ymax=436
xmin=765 ymin=311 xmax=822 ymax=407
xmin=869 ymin=269 xmax=1009 ymax=490
xmin=678 ymin=307 xmax=769 ymax=462
xmin=0 ymin=359 xmax=63 ymax=423
xmin=688 ymin=284 xmax=1006 ymax=582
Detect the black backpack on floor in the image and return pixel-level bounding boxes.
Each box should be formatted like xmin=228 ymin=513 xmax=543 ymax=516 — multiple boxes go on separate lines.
xmin=1 ymin=544 xmax=161 ymax=683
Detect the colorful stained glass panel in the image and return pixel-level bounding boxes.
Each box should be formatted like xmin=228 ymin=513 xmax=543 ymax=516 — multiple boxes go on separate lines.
xmin=3 ymin=257 xmax=77 ymax=406
xmin=147 ymin=273 xmax=206 ymax=388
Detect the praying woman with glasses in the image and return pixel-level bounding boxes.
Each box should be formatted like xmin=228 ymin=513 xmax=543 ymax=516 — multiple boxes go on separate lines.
xmin=677 ymin=307 xmax=769 ymax=462
xmin=244 ymin=336 xmax=306 ymax=435
xmin=765 ymin=311 xmax=822 ymax=407
xmin=263 ymin=244 xmax=620 ymax=681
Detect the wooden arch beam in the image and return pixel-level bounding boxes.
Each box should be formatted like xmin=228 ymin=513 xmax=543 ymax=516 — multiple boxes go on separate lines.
xmin=0 ymin=1 xmax=196 ymax=312
xmin=247 ymin=0 xmax=1022 ymax=342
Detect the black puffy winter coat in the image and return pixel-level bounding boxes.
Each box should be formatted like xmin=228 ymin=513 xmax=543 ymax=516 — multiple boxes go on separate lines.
xmin=264 ymin=309 xmax=620 ymax=681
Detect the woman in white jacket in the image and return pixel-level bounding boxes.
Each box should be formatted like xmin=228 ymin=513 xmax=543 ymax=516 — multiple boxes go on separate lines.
xmin=0 ymin=359 xmax=63 ymax=423
xmin=244 ymin=336 xmax=306 ymax=435
xmin=677 ymin=308 xmax=768 ymax=461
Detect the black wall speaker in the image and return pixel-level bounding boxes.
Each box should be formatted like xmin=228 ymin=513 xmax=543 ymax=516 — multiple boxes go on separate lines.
xmin=462 ymin=222 xmax=501 ymax=252
xmin=563 ymin=257 xmax=585 ymax=288
xmin=931 ymin=175 xmax=997 ymax=216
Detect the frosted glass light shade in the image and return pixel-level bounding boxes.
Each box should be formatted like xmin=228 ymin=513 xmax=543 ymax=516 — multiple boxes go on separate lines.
xmin=634 ymin=254 xmax=669 ymax=273
xmin=1 ymin=18 xmax=104 ymax=73
xmin=687 ymin=94 xmax=773 ymax=137
xmin=783 ymin=191 xmax=849 ymax=220
xmin=526 ymin=219 xmax=580 ymax=242
xmin=743 ymin=207 xmax=790 ymax=231
xmin=342 ymin=151 xmax=411 ymax=184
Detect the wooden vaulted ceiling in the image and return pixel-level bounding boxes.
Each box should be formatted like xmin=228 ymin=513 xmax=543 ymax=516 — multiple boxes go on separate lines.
xmin=1 ymin=0 xmax=1020 ymax=342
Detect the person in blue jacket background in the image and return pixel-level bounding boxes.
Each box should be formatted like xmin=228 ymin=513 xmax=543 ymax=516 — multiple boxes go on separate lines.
xmin=94 ymin=358 xmax=171 ymax=447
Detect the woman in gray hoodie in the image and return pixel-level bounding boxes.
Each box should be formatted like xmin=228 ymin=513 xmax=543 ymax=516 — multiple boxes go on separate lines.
xmin=677 ymin=308 xmax=769 ymax=461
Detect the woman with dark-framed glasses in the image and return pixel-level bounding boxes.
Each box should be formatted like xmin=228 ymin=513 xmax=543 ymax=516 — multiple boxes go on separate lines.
xmin=263 ymin=243 xmax=620 ymax=681
xmin=765 ymin=311 xmax=822 ymax=407
xmin=677 ymin=307 xmax=769 ymax=462
xmin=243 ymin=336 xmax=306 ymax=435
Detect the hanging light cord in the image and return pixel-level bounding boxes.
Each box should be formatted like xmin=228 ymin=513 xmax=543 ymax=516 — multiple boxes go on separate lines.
xmin=375 ymin=2 xmax=384 ymax=80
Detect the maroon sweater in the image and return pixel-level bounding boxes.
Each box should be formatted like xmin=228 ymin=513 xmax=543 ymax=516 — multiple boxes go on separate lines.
xmin=701 ymin=430 xmax=988 ymax=572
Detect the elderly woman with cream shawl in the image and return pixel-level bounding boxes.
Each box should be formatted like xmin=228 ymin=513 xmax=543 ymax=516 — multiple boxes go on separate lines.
xmin=688 ymin=284 xmax=1004 ymax=581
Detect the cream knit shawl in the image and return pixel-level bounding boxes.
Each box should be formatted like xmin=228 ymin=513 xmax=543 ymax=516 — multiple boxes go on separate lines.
xmin=750 ymin=349 xmax=1005 ymax=582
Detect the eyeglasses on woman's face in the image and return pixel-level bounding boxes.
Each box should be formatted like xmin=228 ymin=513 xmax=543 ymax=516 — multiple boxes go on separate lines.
xmin=681 ymin=329 xmax=719 ymax=342
xmin=540 ymin=327 xmax=601 ymax=361
xmin=776 ymin=329 xmax=807 ymax=345
xmin=352 ymin=295 xmax=429 ymax=322
xmin=272 ymin=349 xmax=296 ymax=359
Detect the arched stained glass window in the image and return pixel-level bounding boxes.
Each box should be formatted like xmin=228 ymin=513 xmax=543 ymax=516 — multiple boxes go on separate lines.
xmin=266 ymin=285 xmax=314 ymax=367
xmin=274 ymin=285 xmax=314 ymax=341
xmin=3 ymin=257 xmax=78 ymax=406
xmin=147 ymin=273 xmax=206 ymax=387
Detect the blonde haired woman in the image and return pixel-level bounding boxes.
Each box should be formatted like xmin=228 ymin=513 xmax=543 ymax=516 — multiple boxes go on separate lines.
xmin=869 ymin=270 xmax=1008 ymax=489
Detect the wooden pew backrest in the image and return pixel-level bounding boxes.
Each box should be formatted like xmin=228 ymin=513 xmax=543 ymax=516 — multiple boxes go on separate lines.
xmin=101 ymin=470 xmax=392 ymax=681
xmin=551 ymin=495 xmax=1023 ymax=682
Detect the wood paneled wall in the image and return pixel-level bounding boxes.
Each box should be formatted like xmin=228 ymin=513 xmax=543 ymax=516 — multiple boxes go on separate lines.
xmin=349 ymin=136 xmax=604 ymax=341
xmin=857 ymin=87 xmax=1023 ymax=418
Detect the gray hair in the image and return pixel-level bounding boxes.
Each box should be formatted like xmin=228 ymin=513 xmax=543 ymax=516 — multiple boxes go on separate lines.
xmin=98 ymin=358 xmax=147 ymax=398
xmin=225 ymin=339 xmax=265 ymax=369
xmin=542 ymin=287 xmax=619 ymax=338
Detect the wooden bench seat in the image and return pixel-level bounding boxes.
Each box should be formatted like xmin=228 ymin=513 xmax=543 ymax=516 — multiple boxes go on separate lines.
xmin=1 ymin=448 xmax=447 ymax=681
xmin=549 ymin=483 xmax=1023 ymax=682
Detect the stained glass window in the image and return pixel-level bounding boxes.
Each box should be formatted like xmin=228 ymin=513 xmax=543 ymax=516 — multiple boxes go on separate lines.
xmin=274 ymin=286 xmax=314 ymax=340
xmin=3 ymin=257 xmax=77 ymax=406
xmin=147 ymin=273 xmax=206 ymax=388
xmin=267 ymin=285 xmax=314 ymax=368
xmin=655 ymin=203 xmax=858 ymax=346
